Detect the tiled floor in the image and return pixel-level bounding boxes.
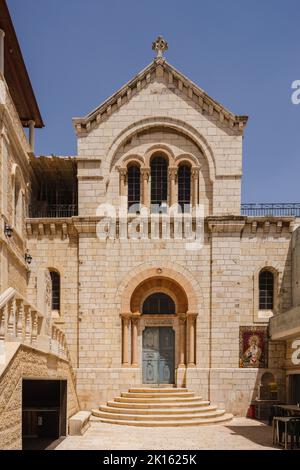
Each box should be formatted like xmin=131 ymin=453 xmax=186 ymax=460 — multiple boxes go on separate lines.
xmin=56 ymin=417 xmax=277 ymax=450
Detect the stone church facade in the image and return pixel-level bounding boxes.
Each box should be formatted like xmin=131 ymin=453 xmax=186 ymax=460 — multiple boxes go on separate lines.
xmin=1 ymin=2 xmax=300 ymax=447
xmin=26 ymin=39 xmax=294 ymax=413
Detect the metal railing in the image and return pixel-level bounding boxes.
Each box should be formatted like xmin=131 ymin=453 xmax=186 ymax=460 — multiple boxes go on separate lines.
xmin=28 ymin=204 xmax=78 ymax=218
xmin=241 ymin=203 xmax=300 ymax=217
xmin=28 ymin=203 xmax=300 ymax=219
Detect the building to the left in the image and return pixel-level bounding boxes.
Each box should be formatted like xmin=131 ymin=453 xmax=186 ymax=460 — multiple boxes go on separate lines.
xmin=0 ymin=0 xmax=79 ymax=450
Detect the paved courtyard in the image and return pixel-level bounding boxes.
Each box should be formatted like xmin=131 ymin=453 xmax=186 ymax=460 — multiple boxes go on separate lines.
xmin=56 ymin=418 xmax=277 ymax=450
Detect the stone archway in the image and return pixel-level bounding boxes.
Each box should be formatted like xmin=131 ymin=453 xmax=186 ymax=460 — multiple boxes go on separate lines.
xmin=120 ymin=269 xmax=198 ymax=382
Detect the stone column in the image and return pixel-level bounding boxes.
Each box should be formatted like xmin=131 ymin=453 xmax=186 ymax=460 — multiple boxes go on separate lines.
xmin=169 ymin=167 xmax=178 ymax=207
xmin=191 ymin=168 xmax=200 ymax=208
xmin=187 ymin=312 xmax=197 ymax=367
xmin=29 ymin=120 xmax=35 ymax=153
xmin=141 ymin=167 xmax=150 ymax=208
xmin=119 ymin=168 xmax=127 ymax=197
xmin=131 ymin=315 xmax=139 ymax=367
xmin=178 ymin=314 xmax=186 ymax=367
xmin=0 ymin=30 xmax=4 ymax=76
xmin=121 ymin=314 xmax=131 ymax=366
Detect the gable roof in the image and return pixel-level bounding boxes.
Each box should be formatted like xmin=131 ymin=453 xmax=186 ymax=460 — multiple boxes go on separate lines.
xmin=73 ymin=57 xmax=248 ymax=136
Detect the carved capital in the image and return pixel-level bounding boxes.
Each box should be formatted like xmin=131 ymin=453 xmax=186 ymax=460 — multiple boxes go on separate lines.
xmin=118 ymin=167 xmax=127 ymax=181
xmin=191 ymin=167 xmax=200 ymax=179
xmin=141 ymin=167 xmax=150 ymax=181
xmin=168 ymin=167 xmax=178 ymax=180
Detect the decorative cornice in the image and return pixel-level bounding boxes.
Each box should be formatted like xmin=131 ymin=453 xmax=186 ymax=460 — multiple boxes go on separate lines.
xmin=26 ymin=218 xmax=77 ymax=240
xmin=72 ymin=59 xmax=248 ymax=136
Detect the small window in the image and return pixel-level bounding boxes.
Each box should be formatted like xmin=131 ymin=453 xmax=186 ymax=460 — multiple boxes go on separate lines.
xmin=142 ymin=293 xmax=175 ymax=315
xmin=151 ymin=156 xmax=168 ymax=210
xmin=178 ymin=164 xmax=191 ymax=211
xmin=127 ymin=165 xmax=141 ymax=211
xmin=259 ymin=270 xmax=274 ymax=310
xmin=14 ymin=178 xmax=22 ymax=231
xmin=50 ymin=271 xmax=60 ymax=311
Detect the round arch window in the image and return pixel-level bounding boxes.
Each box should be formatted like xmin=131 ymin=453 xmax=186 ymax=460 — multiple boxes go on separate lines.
xmin=142 ymin=293 xmax=175 ymax=315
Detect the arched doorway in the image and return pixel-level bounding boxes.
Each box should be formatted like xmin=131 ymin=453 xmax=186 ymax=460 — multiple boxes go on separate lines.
xmin=142 ymin=293 xmax=175 ymax=384
xmin=120 ymin=273 xmax=198 ymax=386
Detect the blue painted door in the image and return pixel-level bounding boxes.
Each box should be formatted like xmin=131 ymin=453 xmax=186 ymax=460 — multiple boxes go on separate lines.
xmin=142 ymin=327 xmax=175 ymax=384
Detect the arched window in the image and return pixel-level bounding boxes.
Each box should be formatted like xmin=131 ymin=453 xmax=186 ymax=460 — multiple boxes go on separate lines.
xmin=142 ymin=293 xmax=175 ymax=315
xmin=49 ymin=270 xmax=60 ymax=311
xmin=259 ymin=270 xmax=274 ymax=310
xmin=178 ymin=164 xmax=191 ymax=212
xmin=14 ymin=179 xmax=22 ymax=230
xmin=13 ymin=167 xmax=24 ymax=233
xmin=259 ymin=372 xmax=278 ymax=400
xmin=151 ymin=155 xmax=168 ymax=211
xmin=127 ymin=164 xmax=141 ymax=211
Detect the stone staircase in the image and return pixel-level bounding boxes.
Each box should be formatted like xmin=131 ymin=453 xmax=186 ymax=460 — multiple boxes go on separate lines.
xmin=92 ymin=388 xmax=233 ymax=426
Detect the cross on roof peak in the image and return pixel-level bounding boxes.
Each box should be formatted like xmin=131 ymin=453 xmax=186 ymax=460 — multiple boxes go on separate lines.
xmin=152 ymin=35 xmax=168 ymax=58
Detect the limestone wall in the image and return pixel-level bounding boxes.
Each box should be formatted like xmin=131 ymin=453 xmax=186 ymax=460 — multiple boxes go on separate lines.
xmin=26 ymin=223 xmax=79 ymax=365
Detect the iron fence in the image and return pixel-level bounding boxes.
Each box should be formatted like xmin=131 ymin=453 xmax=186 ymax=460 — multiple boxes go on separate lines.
xmin=241 ymin=203 xmax=300 ymax=217
xmin=28 ymin=204 xmax=78 ymax=218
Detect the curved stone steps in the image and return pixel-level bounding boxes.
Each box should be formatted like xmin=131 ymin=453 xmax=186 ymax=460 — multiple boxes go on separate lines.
xmin=92 ymin=388 xmax=232 ymax=427
xmin=121 ymin=391 xmax=195 ymax=399
xmin=91 ymin=413 xmax=233 ymax=427
xmin=115 ymin=396 xmax=202 ymax=404
xmin=93 ymin=409 xmax=225 ymax=422
xmin=129 ymin=387 xmax=188 ymax=393
xmin=107 ymin=399 xmax=210 ymax=409
xmin=99 ymin=404 xmax=218 ymax=416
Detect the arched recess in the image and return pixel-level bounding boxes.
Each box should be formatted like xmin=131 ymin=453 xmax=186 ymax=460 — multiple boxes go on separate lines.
xmin=120 ymin=265 xmax=199 ymax=314
xmin=130 ymin=276 xmax=188 ymax=314
xmin=119 ymin=264 xmax=200 ymax=371
xmin=108 ymin=116 xmax=216 ymax=182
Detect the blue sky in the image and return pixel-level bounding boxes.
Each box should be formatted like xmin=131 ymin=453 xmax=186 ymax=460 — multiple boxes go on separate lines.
xmin=8 ymin=0 xmax=300 ymax=202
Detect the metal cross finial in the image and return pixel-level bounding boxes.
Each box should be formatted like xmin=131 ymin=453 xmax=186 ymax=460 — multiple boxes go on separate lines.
xmin=152 ymin=35 xmax=168 ymax=58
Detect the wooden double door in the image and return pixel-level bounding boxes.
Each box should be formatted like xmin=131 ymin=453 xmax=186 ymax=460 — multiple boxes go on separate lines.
xmin=142 ymin=327 xmax=175 ymax=384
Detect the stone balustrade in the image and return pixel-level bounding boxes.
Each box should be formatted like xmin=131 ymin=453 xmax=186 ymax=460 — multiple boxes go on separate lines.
xmin=0 ymin=288 xmax=70 ymax=362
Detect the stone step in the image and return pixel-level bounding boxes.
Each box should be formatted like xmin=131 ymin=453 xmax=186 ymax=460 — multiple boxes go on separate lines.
xmin=93 ymin=409 xmax=225 ymax=422
xmin=129 ymin=387 xmax=188 ymax=393
xmin=91 ymin=413 xmax=234 ymax=427
xmin=115 ymin=396 xmax=201 ymax=404
xmin=100 ymin=404 xmax=218 ymax=416
xmin=121 ymin=391 xmax=195 ymax=399
xmin=107 ymin=400 xmax=210 ymax=410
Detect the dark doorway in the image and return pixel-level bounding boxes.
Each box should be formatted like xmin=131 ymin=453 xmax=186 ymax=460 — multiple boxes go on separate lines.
xmin=22 ymin=379 xmax=67 ymax=450
xmin=289 ymin=374 xmax=300 ymax=404
xmin=142 ymin=327 xmax=175 ymax=384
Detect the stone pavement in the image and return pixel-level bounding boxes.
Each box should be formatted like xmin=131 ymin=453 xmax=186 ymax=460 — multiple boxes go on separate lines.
xmin=56 ymin=418 xmax=277 ymax=450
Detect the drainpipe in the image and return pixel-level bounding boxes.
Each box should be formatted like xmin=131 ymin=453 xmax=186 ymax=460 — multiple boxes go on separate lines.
xmin=0 ymin=29 xmax=5 ymax=76
xmin=29 ymin=120 xmax=35 ymax=153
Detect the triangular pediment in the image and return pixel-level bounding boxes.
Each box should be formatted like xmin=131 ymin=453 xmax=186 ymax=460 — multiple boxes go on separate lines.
xmin=73 ymin=58 xmax=248 ymax=136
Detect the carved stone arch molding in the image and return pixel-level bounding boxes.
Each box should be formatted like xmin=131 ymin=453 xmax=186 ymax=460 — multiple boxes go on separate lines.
xmin=107 ymin=116 xmax=216 ymax=182
xmin=175 ymin=153 xmax=200 ymax=168
xmin=117 ymin=153 xmax=145 ymax=170
xmin=144 ymin=144 xmax=176 ymax=167
xmin=119 ymin=263 xmax=201 ymax=313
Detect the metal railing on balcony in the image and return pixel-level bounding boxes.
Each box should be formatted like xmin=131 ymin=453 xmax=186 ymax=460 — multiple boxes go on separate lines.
xmin=241 ymin=203 xmax=300 ymax=217
xmin=27 ymin=203 xmax=300 ymax=219
xmin=28 ymin=204 xmax=78 ymax=218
